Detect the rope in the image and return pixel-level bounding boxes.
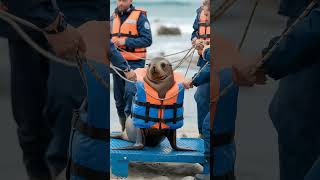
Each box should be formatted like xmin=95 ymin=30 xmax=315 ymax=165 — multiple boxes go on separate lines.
xmin=0 ymin=10 xmax=77 ymax=67
xmin=110 ymin=50 xmax=210 ymax=101
xmin=0 ymin=9 xmax=210 ymax=101
xmin=213 ymin=0 xmax=237 ymax=21
xmin=113 ymin=43 xmax=194 ymax=61
xmin=212 ymin=0 xmax=318 ymax=102
xmin=238 ymin=0 xmax=259 ymax=50
xmin=0 ymin=9 xmax=111 ymax=90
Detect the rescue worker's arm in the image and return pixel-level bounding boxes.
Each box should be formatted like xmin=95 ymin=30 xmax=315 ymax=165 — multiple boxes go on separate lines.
xmin=262 ymin=8 xmax=320 ymax=80
xmin=124 ymin=13 xmax=152 ymax=48
xmin=192 ymin=47 xmax=211 ymax=86
xmin=6 ymin=0 xmax=86 ymax=59
xmin=6 ymin=0 xmax=59 ymax=28
xmin=191 ymin=8 xmax=201 ymax=42
xmin=110 ymin=41 xmax=130 ymax=70
xmin=110 ymin=41 xmax=136 ymax=81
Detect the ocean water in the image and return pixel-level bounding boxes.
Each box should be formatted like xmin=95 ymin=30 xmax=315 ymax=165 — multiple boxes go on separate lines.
xmin=110 ymin=0 xmax=202 ymax=59
xmin=110 ymin=0 xmax=202 ymax=133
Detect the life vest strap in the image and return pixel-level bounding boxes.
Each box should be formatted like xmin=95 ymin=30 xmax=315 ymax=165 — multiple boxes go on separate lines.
xmin=68 ymin=159 xmax=109 ymax=180
xmin=111 ymin=33 xmax=139 ymax=38
xmin=213 ymin=171 xmax=235 ymax=180
xmin=199 ymin=34 xmax=210 ymax=39
xmin=133 ymin=99 xmax=183 ymax=109
xmin=73 ymin=113 xmax=108 ymax=141
xmin=132 ymin=113 xmax=183 ymax=123
xmin=213 ymin=132 xmax=235 ymax=147
xmin=199 ymin=22 xmax=210 ymax=27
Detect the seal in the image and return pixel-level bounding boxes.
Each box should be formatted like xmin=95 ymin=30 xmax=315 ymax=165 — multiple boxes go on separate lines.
xmin=111 ymin=57 xmax=193 ymax=151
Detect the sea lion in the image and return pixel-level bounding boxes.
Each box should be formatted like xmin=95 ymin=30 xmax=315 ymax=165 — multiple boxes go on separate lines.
xmin=111 ymin=57 xmax=193 ymax=151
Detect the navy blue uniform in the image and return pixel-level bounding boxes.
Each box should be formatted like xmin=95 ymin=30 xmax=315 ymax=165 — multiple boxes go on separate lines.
xmin=110 ymin=5 xmax=152 ymax=119
xmin=191 ymin=8 xmax=210 ymax=135
xmin=193 ymin=48 xmax=238 ymax=178
xmin=262 ymin=1 xmax=320 ymax=180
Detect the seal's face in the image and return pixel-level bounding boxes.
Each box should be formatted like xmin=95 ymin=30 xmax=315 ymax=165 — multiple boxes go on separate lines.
xmin=144 ymin=57 xmax=175 ymax=98
xmin=147 ymin=57 xmax=173 ymax=83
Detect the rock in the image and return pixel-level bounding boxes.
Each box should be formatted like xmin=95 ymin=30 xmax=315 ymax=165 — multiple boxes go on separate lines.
xmin=157 ymin=25 xmax=181 ymax=36
xmin=151 ymin=176 xmax=170 ymax=180
xmin=182 ymin=176 xmax=195 ymax=180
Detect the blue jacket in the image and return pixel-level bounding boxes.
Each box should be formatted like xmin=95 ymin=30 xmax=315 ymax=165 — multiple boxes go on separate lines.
xmin=56 ymin=0 xmax=108 ymax=27
xmin=192 ymin=48 xmax=211 ymax=86
xmin=1 ymin=0 xmax=108 ymax=38
xmin=279 ymin=0 xmax=314 ymax=18
xmin=191 ymin=7 xmax=208 ymax=67
xmin=191 ymin=8 xmax=202 ymax=41
xmin=110 ymin=41 xmax=130 ymax=70
xmin=110 ymin=5 xmax=152 ymax=49
xmin=263 ymin=5 xmax=320 ymax=80
xmin=262 ymin=0 xmax=320 ymax=148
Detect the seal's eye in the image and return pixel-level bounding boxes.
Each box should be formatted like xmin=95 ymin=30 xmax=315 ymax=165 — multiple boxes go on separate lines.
xmin=161 ymin=63 xmax=166 ymax=68
xmin=147 ymin=63 xmax=150 ymax=67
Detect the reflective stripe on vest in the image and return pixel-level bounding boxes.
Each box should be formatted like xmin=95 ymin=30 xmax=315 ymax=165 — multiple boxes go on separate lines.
xmin=132 ymin=68 xmax=185 ymax=129
xmin=111 ymin=9 xmax=147 ymax=61
xmin=198 ymin=9 xmax=210 ymax=41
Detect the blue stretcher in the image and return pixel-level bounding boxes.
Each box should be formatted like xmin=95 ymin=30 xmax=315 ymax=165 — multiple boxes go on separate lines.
xmin=110 ymin=136 xmax=209 ymax=177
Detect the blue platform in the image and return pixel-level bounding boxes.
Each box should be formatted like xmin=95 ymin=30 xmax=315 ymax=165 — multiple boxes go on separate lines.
xmin=110 ymin=136 xmax=209 ymax=177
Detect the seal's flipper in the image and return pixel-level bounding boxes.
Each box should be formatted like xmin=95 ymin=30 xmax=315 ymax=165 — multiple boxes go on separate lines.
xmin=110 ymin=133 xmax=123 ymax=139
xmin=112 ymin=128 xmax=146 ymax=150
xmin=112 ymin=143 xmax=145 ymax=150
xmin=110 ymin=132 xmax=129 ymax=141
xmin=167 ymin=130 xmax=195 ymax=151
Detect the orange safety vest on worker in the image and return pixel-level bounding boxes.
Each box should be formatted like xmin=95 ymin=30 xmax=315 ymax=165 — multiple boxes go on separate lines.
xmin=111 ymin=8 xmax=147 ymax=61
xmin=198 ymin=9 xmax=210 ymax=41
xmin=131 ymin=68 xmax=185 ymax=130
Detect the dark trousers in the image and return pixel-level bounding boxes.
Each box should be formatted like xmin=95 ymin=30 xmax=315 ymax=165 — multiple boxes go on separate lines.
xmin=45 ymin=62 xmax=85 ymax=177
xmin=194 ymin=83 xmax=210 ymax=134
xmin=9 ymin=37 xmax=85 ymax=178
xmin=9 ymin=38 xmax=52 ymax=179
xmin=113 ymin=60 xmax=145 ymax=118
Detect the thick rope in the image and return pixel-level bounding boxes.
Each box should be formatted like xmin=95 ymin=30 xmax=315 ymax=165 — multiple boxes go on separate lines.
xmin=212 ymin=0 xmax=318 ymax=103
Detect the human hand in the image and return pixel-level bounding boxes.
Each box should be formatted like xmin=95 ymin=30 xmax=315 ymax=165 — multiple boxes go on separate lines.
xmin=124 ymin=70 xmax=137 ymax=82
xmin=192 ymin=37 xmax=198 ymax=46
xmin=45 ymin=24 xmax=86 ymax=61
xmin=183 ymin=78 xmax=193 ymax=89
xmin=232 ymin=57 xmax=267 ymax=86
xmin=113 ymin=38 xmax=126 ymax=46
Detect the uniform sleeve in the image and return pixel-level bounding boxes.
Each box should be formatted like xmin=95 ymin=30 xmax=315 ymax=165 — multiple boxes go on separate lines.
xmin=262 ymin=8 xmax=320 ymax=80
xmin=192 ymin=63 xmax=211 ymax=86
xmin=7 ymin=0 xmax=59 ymax=28
xmin=125 ymin=13 xmax=152 ymax=48
xmin=192 ymin=48 xmax=211 ymax=86
xmin=110 ymin=41 xmax=130 ymax=70
xmin=191 ymin=8 xmax=200 ymax=41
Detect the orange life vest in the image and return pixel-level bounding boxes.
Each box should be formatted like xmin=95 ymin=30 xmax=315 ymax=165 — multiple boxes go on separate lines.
xmin=198 ymin=9 xmax=210 ymax=41
xmin=111 ymin=8 xmax=147 ymax=61
xmin=132 ymin=68 xmax=185 ymax=130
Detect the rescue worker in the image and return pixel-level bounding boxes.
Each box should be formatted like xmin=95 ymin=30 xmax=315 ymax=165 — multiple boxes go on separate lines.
xmin=1 ymin=1 xmax=88 ymax=179
xmin=0 ymin=1 xmax=128 ymax=179
xmin=191 ymin=0 xmax=211 ymax=135
xmin=184 ymin=2 xmax=238 ymax=179
xmin=111 ymin=0 xmax=152 ymax=131
xmin=184 ymin=47 xmax=238 ymax=180
xmin=232 ymin=1 xmax=320 ymax=179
